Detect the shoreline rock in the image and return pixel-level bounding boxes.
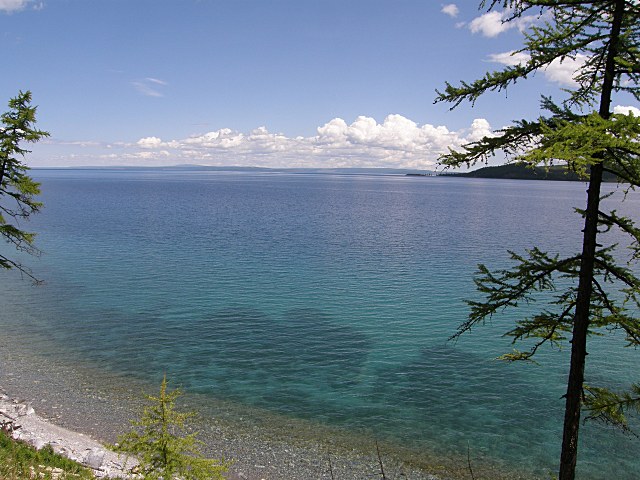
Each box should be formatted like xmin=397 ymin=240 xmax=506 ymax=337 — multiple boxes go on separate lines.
xmin=0 ymin=388 xmax=137 ymax=478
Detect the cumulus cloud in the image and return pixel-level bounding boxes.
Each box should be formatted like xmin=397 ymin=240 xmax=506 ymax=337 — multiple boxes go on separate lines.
xmin=132 ymin=77 xmax=168 ymax=97
xmin=0 ymin=0 xmax=30 ymax=12
xmin=469 ymin=9 xmax=540 ymax=37
xmin=441 ymin=4 xmax=459 ymax=18
xmin=489 ymin=50 xmax=587 ymax=86
xmin=466 ymin=118 xmax=493 ymax=142
xmin=614 ymin=105 xmax=640 ymax=116
xmin=89 ymin=115 xmax=493 ymax=169
xmin=137 ymin=136 xmax=163 ymax=148
xmin=34 ymin=115 xmax=503 ymax=168
xmin=469 ymin=11 xmax=507 ymax=37
xmin=137 ymin=136 xmax=179 ymax=149
xmin=543 ymin=55 xmax=588 ymax=86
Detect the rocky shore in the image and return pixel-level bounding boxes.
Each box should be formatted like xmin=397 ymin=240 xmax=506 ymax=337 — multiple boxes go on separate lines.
xmin=0 ymin=388 xmax=136 ymax=478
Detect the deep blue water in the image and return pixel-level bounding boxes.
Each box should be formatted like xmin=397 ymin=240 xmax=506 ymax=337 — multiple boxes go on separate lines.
xmin=1 ymin=169 xmax=639 ymax=478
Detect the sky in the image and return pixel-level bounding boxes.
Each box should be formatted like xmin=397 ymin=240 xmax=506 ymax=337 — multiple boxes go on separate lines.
xmin=1 ymin=0 xmax=638 ymax=170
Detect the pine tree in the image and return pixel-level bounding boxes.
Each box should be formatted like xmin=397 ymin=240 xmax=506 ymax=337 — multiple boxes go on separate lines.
xmin=0 ymin=91 xmax=49 ymax=282
xmin=435 ymin=2 xmax=640 ymax=479
xmin=114 ymin=376 xmax=230 ymax=480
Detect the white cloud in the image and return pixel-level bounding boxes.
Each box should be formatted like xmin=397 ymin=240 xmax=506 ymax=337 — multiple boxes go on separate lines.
xmin=316 ymin=118 xmax=348 ymax=143
xmin=441 ymin=4 xmax=459 ymax=18
xmin=543 ymin=55 xmax=587 ymax=86
xmin=614 ymin=105 xmax=640 ymax=116
xmin=137 ymin=136 xmax=163 ymax=148
xmin=131 ymin=78 xmax=168 ymax=97
xmin=0 ymin=0 xmax=29 ymax=12
xmin=489 ymin=50 xmax=587 ymax=86
xmin=137 ymin=136 xmax=179 ymax=149
xmin=469 ymin=9 xmax=540 ymax=38
xmin=34 ymin=115 xmax=503 ymax=168
xmin=61 ymin=141 xmax=101 ymax=147
xmin=488 ymin=50 xmax=530 ymax=66
xmin=469 ymin=11 xmax=508 ymax=37
xmin=127 ymin=115 xmax=493 ymax=168
xmin=466 ymin=118 xmax=493 ymax=142
xmin=145 ymin=77 xmax=167 ymax=86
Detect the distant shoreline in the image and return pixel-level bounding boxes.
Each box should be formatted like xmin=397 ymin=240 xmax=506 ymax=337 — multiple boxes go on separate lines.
xmin=440 ymin=163 xmax=618 ymax=182
xmin=30 ymin=165 xmax=436 ymax=177
xmin=30 ymin=163 xmax=618 ymax=183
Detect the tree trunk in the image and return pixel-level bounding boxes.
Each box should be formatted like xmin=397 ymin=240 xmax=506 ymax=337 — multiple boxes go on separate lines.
xmin=558 ymin=162 xmax=603 ymax=480
xmin=0 ymin=160 xmax=6 ymax=187
xmin=558 ymin=1 xmax=625 ymax=478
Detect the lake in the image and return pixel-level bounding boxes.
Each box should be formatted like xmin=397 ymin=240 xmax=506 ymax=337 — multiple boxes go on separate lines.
xmin=0 ymin=169 xmax=638 ymax=478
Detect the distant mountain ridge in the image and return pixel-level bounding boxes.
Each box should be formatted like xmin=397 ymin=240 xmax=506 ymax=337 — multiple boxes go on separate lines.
xmin=454 ymin=163 xmax=618 ymax=182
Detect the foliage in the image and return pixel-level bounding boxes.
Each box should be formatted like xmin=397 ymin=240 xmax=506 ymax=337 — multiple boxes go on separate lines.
xmin=0 ymin=427 xmax=95 ymax=479
xmin=0 ymin=90 xmax=49 ymax=282
xmin=435 ymin=1 xmax=640 ymax=479
xmin=113 ymin=376 xmax=230 ymax=480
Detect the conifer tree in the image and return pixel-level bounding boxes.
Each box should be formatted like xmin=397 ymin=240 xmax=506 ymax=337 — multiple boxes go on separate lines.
xmin=435 ymin=2 xmax=640 ymax=479
xmin=0 ymin=91 xmax=48 ymax=282
xmin=114 ymin=376 xmax=230 ymax=480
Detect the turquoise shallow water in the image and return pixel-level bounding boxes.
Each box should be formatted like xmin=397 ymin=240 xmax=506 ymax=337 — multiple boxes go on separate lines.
xmin=1 ymin=169 xmax=639 ymax=478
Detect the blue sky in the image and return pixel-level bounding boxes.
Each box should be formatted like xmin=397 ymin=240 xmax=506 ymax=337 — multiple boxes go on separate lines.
xmin=2 ymin=0 xmax=638 ymax=169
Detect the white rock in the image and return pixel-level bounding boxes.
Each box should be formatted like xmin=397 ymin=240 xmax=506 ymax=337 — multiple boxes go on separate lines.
xmin=84 ymin=447 xmax=105 ymax=470
xmin=34 ymin=437 xmax=47 ymax=450
xmin=16 ymin=403 xmax=34 ymax=416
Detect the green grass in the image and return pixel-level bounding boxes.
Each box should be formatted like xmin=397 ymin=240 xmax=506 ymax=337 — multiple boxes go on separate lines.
xmin=0 ymin=427 xmax=96 ymax=479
